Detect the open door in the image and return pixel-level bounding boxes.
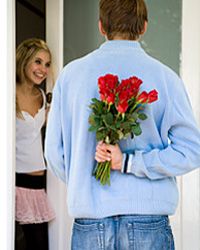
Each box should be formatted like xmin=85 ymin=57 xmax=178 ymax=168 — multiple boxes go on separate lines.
xmin=46 ymin=1 xmax=72 ymax=250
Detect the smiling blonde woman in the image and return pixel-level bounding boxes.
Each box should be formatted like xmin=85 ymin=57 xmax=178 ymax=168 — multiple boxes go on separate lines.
xmin=15 ymin=38 xmax=55 ymax=250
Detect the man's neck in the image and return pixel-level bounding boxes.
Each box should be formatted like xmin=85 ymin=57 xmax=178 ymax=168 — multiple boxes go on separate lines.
xmin=105 ymin=35 xmax=139 ymax=41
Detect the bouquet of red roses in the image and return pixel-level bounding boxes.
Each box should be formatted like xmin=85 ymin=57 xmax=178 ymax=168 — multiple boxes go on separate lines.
xmin=89 ymin=74 xmax=158 ymax=185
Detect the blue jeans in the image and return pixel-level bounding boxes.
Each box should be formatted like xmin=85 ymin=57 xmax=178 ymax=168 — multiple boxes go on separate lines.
xmin=71 ymin=215 xmax=174 ymax=250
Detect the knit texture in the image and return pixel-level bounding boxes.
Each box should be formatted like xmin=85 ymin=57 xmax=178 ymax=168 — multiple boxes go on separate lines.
xmin=45 ymin=40 xmax=200 ymax=218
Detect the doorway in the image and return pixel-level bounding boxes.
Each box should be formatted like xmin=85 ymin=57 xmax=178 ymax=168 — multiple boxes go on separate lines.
xmin=15 ymin=1 xmax=48 ymax=249
xmin=16 ymin=0 xmax=45 ymax=46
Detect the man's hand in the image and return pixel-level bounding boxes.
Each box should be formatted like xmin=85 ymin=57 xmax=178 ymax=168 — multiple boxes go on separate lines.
xmin=95 ymin=142 xmax=123 ymax=171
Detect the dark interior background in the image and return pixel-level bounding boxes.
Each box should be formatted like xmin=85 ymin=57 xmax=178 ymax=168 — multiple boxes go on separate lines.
xmin=16 ymin=0 xmax=46 ymax=46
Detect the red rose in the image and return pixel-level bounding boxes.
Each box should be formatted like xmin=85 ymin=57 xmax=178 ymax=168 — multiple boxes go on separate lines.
xmin=118 ymin=90 xmax=130 ymax=102
xmin=98 ymin=74 xmax=118 ymax=103
xmin=120 ymin=79 xmax=130 ymax=87
xmin=107 ymin=92 xmax=115 ymax=104
xmin=99 ymin=89 xmax=108 ymax=101
xmin=116 ymin=100 xmax=128 ymax=113
xmin=119 ymin=77 xmax=143 ymax=99
xmin=105 ymin=74 xmax=118 ymax=89
xmin=130 ymin=77 xmax=143 ymax=89
xmin=147 ymin=90 xmax=158 ymax=103
xmin=129 ymin=77 xmax=142 ymax=97
xmin=100 ymin=93 xmax=106 ymax=101
xmin=99 ymin=74 xmax=118 ymax=90
xmin=137 ymin=91 xmax=148 ymax=103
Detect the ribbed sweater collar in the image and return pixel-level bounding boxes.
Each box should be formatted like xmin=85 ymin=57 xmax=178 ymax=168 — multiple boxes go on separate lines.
xmin=99 ymin=40 xmax=142 ymax=50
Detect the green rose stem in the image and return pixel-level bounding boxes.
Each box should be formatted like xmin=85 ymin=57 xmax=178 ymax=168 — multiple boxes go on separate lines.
xmin=96 ymin=162 xmax=104 ymax=178
xmin=116 ymin=112 xmax=124 ymax=120
xmin=129 ymin=102 xmax=145 ymax=114
xmin=96 ymin=161 xmax=111 ymax=185
xmin=129 ymin=102 xmax=139 ymax=113
xmin=107 ymin=103 xmax=112 ymax=112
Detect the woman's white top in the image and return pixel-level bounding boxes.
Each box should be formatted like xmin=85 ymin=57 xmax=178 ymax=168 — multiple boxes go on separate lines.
xmin=16 ymin=89 xmax=46 ymax=173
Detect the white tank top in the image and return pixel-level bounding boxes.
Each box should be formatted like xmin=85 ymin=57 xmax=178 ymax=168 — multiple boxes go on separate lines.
xmin=16 ymin=88 xmax=46 ymax=173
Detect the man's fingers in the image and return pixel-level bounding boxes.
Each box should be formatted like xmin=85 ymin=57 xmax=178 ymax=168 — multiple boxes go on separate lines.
xmin=95 ymin=150 xmax=111 ymax=162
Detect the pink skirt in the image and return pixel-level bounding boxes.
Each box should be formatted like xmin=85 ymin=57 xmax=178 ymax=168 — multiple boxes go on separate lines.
xmin=16 ymin=187 xmax=56 ymax=225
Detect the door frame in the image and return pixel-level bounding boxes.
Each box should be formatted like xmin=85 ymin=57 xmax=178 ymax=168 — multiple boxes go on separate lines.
xmin=180 ymin=0 xmax=200 ymax=249
xmin=0 ymin=0 xmax=15 ymax=249
xmin=46 ymin=1 xmax=73 ymax=250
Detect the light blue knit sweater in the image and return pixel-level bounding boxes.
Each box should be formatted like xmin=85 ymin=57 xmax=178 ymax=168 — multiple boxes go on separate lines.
xmin=45 ymin=40 xmax=200 ymax=218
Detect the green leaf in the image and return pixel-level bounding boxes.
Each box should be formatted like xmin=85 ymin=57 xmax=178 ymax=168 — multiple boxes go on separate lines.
xmin=131 ymin=112 xmax=138 ymax=121
xmin=109 ymin=125 xmax=117 ymax=131
xmin=138 ymin=113 xmax=147 ymax=120
xmin=88 ymin=125 xmax=97 ymax=132
xmin=132 ymin=123 xmax=142 ymax=136
xmin=115 ymin=122 xmax=121 ymax=129
xmin=124 ymin=133 xmax=132 ymax=139
xmin=89 ymin=99 xmax=106 ymax=115
xmin=121 ymin=122 xmax=131 ymax=130
xmin=96 ymin=130 xmax=107 ymax=141
xmin=88 ymin=114 xmax=96 ymax=126
xmin=89 ymin=103 xmax=96 ymax=110
xmin=88 ymin=122 xmax=104 ymax=132
xmin=91 ymin=98 xmax=100 ymax=103
xmin=117 ymin=130 xmax=124 ymax=140
xmin=103 ymin=113 xmax=114 ymax=126
xmin=109 ymin=130 xmax=120 ymax=144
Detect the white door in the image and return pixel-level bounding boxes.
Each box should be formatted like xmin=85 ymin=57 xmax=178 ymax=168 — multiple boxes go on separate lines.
xmin=0 ymin=0 xmax=15 ymax=250
xmin=46 ymin=1 xmax=72 ymax=250
xmin=174 ymin=0 xmax=200 ymax=249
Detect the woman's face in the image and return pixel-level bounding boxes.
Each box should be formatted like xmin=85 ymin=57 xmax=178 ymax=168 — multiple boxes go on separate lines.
xmin=24 ymin=50 xmax=51 ymax=85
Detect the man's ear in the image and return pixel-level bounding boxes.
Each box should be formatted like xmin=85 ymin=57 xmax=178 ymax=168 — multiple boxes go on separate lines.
xmin=98 ymin=20 xmax=106 ymax=36
xmin=141 ymin=21 xmax=148 ymax=35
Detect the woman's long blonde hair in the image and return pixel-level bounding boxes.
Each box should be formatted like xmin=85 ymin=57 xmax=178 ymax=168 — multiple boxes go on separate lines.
xmin=16 ymin=38 xmax=51 ymax=117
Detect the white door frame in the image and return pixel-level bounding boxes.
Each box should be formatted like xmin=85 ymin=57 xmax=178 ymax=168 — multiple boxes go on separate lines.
xmin=180 ymin=0 xmax=200 ymax=249
xmin=0 ymin=0 xmax=15 ymax=250
xmin=46 ymin=1 xmax=73 ymax=250
xmin=171 ymin=1 xmax=200 ymax=250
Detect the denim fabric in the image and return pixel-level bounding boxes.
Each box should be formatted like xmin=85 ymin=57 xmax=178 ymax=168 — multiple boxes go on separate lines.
xmin=71 ymin=215 xmax=174 ymax=250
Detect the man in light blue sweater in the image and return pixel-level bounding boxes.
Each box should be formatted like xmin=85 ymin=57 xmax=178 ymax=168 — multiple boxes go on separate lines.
xmin=45 ymin=0 xmax=200 ymax=249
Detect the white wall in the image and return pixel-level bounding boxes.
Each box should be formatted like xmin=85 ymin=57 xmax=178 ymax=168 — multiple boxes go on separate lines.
xmin=179 ymin=0 xmax=200 ymax=249
xmin=171 ymin=0 xmax=200 ymax=250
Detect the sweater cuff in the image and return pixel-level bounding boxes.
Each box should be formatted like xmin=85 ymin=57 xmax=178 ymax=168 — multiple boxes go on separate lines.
xmin=121 ymin=153 xmax=135 ymax=174
xmin=121 ymin=153 xmax=129 ymax=173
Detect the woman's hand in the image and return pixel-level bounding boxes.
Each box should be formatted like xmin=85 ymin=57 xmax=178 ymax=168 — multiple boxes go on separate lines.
xmin=95 ymin=142 xmax=123 ymax=171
